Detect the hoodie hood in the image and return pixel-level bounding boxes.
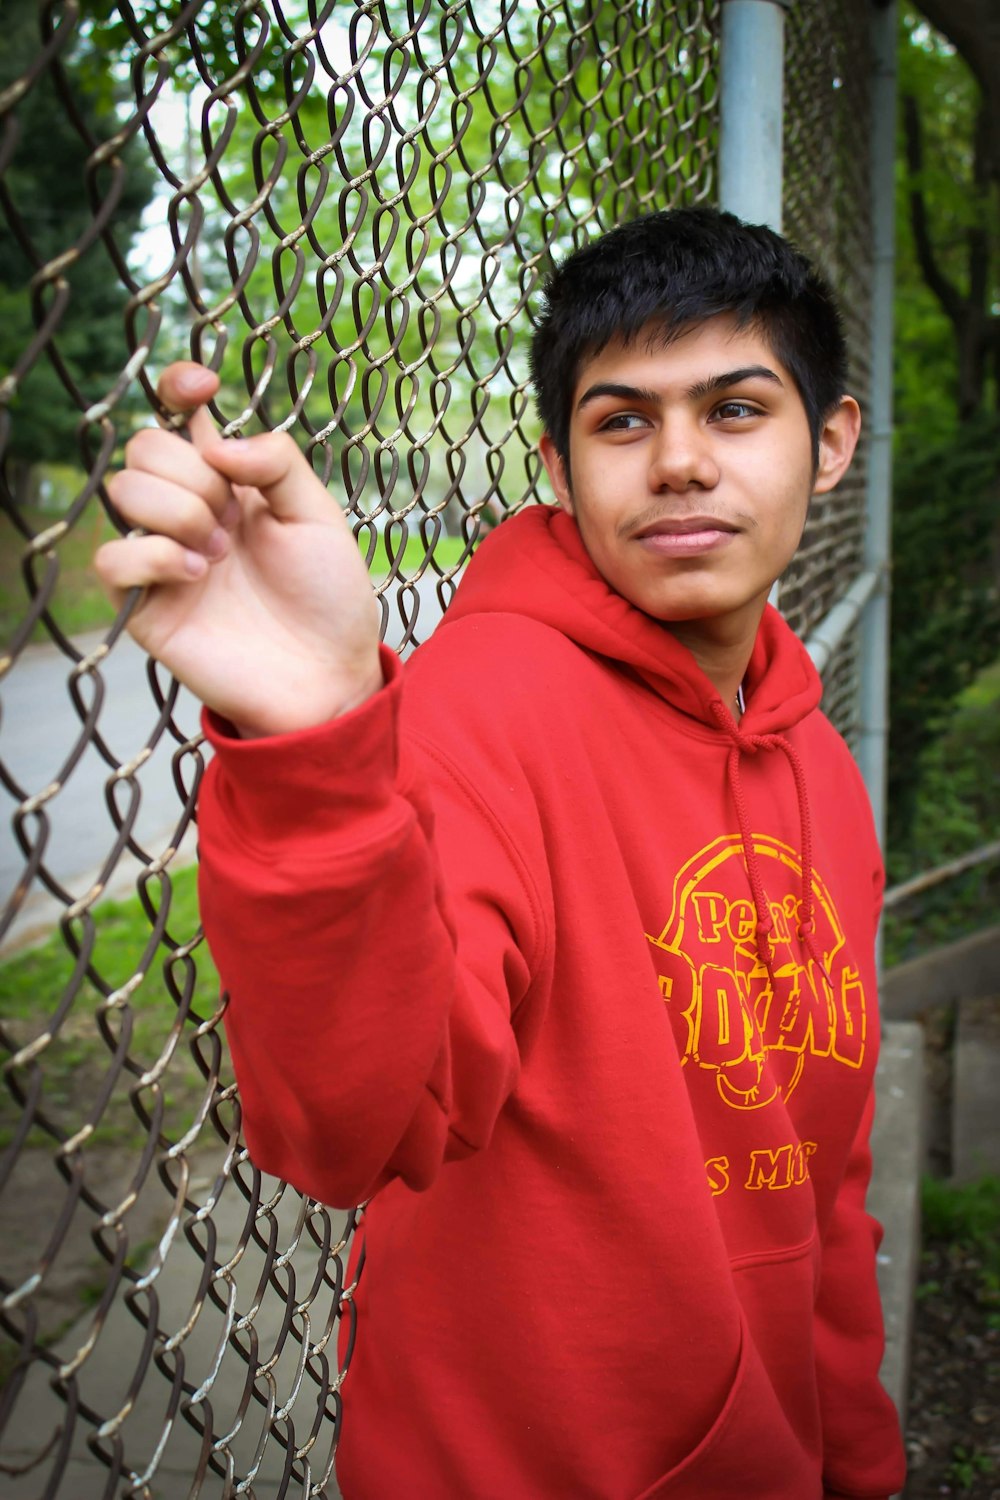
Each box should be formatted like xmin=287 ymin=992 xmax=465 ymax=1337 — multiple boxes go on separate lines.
xmin=443 ymin=506 xmax=831 ymax=988
xmin=442 ymin=504 xmax=823 ymax=735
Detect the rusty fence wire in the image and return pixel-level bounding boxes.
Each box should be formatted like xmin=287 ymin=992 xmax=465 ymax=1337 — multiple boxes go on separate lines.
xmin=0 ymin=3 xmax=725 ymax=1494
xmin=782 ymin=0 xmax=875 ymax=746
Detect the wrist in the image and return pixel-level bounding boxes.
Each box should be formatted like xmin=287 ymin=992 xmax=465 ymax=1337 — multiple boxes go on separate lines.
xmin=231 ymin=657 xmax=387 ymax=740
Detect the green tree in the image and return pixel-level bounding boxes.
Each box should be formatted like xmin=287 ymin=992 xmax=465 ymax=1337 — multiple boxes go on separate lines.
xmin=888 ymin=9 xmax=1000 ymax=851
xmin=887 ymin=417 xmax=1000 ymax=845
xmin=0 ymin=0 xmax=154 ymax=503
xmin=898 ymin=9 xmax=999 ymax=423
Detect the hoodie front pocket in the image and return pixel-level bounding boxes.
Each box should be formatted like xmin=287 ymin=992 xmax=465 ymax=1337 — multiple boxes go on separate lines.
xmin=633 ymin=1310 xmax=822 ymax=1500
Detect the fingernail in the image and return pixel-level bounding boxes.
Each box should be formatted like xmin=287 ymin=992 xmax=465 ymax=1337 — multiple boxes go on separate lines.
xmin=206 ymin=527 xmax=229 ymax=559
xmin=184 ymin=550 xmax=208 ymax=577
xmin=221 ymin=498 xmax=241 ymax=529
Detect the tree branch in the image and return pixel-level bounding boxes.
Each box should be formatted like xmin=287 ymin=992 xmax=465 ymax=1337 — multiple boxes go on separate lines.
xmin=902 ymin=92 xmax=965 ymax=328
xmin=968 ymin=98 xmax=991 ymax=315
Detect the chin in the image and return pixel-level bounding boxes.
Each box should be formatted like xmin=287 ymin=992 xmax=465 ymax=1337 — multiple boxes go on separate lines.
xmin=642 ymin=593 xmax=737 ymax=622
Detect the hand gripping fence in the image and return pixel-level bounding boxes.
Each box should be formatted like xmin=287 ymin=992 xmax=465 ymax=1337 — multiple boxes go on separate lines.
xmin=0 ymin=2 xmax=870 ymax=1494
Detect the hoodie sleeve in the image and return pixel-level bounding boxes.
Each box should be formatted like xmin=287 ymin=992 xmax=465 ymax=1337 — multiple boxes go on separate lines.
xmin=196 ymin=647 xmax=553 ymax=1209
xmin=815 ymin=1086 xmax=907 ymax=1498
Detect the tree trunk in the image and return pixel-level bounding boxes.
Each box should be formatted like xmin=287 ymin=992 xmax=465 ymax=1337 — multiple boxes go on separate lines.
xmin=902 ymin=89 xmax=997 ymax=421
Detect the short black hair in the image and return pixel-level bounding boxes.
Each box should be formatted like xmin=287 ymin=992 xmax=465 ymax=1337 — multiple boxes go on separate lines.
xmin=529 ymin=206 xmax=849 ymax=471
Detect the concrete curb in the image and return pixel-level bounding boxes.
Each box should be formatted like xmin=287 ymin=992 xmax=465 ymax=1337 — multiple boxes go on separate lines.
xmin=871 ymin=1018 xmax=925 ymax=1435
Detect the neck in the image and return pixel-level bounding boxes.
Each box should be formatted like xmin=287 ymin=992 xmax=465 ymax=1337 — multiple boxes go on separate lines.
xmin=665 ymin=607 xmax=765 ymax=714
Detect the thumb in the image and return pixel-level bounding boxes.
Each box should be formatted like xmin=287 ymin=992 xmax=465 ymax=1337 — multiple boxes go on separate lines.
xmin=203 ymin=431 xmax=339 ymax=525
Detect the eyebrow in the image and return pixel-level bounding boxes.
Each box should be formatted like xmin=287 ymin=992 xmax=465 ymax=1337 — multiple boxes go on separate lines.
xmin=687 ymin=365 xmax=784 ymax=400
xmin=575 ymin=365 xmax=784 ymax=412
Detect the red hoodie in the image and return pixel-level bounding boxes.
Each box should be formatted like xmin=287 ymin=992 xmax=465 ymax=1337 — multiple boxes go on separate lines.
xmin=198 ymin=505 xmax=906 ymax=1499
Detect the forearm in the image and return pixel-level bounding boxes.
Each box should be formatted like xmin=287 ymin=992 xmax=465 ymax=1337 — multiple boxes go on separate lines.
xmin=197 ymin=652 xmax=543 ymax=1206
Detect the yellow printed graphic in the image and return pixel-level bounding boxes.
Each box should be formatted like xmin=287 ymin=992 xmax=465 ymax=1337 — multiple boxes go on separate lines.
xmin=705 ymin=1156 xmax=731 ymax=1196
xmin=745 ymin=1141 xmax=818 ymax=1190
xmin=648 ymin=835 xmax=867 ymax=1111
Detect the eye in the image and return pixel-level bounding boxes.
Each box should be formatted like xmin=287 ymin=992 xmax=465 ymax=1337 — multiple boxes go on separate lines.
xmin=599 ymin=411 xmax=649 ymax=432
xmin=712 ymin=399 xmax=761 ymax=421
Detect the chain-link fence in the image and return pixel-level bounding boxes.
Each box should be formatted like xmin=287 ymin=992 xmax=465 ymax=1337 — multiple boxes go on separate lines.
xmin=0 ymin=2 xmax=874 ymax=1494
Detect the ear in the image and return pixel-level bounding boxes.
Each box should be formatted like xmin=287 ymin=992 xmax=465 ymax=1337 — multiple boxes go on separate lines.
xmin=539 ymin=432 xmax=574 ymax=514
xmin=813 ymin=396 xmax=861 ymax=495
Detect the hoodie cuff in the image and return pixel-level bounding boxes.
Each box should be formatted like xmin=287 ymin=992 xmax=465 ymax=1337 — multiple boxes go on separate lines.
xmin=199 ymin=645 xmax=404 ymax=848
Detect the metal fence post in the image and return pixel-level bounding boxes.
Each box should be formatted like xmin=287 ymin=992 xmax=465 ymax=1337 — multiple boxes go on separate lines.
xmin=718 ymin=0 xmax=793 ymax=231
xmin=719 ymin=0 xmax=791 ymax=611
xmin=860 ymin=0 xmax=897 ymax=873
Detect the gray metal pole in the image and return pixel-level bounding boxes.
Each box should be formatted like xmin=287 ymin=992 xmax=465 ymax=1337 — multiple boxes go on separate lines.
xmin=859 ymin=1 xmax=897 ymax=863
xmin=718 ymin=0 xmax=790 ymax=609
xmin=718 ymin=0 xmax=792 ymax=232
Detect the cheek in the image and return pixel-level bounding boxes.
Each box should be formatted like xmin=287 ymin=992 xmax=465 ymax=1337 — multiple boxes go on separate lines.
xmin=568 ymin=486 xmax=621 ymax=543
xmin=765 ymin=480 xmax=811 ymax=549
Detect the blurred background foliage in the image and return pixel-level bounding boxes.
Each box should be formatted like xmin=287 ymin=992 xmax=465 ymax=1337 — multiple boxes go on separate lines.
xmin=884 ymin=5 xmax=999 ymax=959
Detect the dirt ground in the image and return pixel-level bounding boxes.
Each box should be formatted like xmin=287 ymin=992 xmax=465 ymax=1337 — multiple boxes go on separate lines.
xmin=904 ymin=1234 xmax=1000 ymax=1497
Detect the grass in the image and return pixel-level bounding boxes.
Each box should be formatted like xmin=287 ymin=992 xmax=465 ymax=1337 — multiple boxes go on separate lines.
xmin=354 ymin=529 xmax=472 ymax=575
xmin=948 ymin=1445 xmax=995 ymax=1488
xmin=920 ymin=1174 xmax=1000 ymax=1329
xmin=0 ymin=863 xmax=226 ymax=1152
xmin=0 ymin=495 xmax=119 ymax=648
xmin=922 ymin=1175 xmax=1000 ymax=1264
xmin=1 ymin=867 xmax=225 ymax=1385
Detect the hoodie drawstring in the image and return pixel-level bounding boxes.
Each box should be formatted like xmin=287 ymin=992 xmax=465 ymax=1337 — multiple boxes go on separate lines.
xmin=709 ymin=702 xmax=832 ymax=991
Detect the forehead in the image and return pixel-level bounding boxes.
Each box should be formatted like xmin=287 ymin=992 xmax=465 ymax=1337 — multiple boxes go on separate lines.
xmin=572 ymin=313 xmax=789 ymax=400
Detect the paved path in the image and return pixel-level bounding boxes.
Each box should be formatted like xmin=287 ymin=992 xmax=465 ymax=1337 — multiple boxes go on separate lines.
xmin=0 ymin=626 xmax=210 ymax=951
xmin=2 ymin=1155 xmax=351 ymax=1498
xmin=0 ymin=631 xmax=203 ymax=950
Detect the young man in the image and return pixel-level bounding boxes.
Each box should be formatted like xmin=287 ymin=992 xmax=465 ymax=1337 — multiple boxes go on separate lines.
xmin=96 ymin=208 xmax=906 ymax=1498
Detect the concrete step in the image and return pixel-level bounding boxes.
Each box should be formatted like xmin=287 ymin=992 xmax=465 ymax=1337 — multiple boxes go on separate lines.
xmin=870 ymin=1018 xmax=925 ymax=1430
xmin=951 ymin=995 xmax=1000 ymax=1183
xmin=880 ymin=926 xmax=1000 ymax=1021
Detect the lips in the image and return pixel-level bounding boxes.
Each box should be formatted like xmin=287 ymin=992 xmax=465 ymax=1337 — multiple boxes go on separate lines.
xmin=632 ymin=514 xmax=739 ymax=540
xmin=631 ymin=514 xmax=740 ymax=559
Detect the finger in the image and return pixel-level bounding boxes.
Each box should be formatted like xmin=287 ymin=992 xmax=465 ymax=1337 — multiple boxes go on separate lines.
xmin=121 ymin=429 xmax=235 ymax=521
xmin=202 ymin=431 xmax=338 ymax=525
xmin=108 ymin=469 xmax=235 ymax=555
xmin=156 ymin=362 xmax=221 ymax=453
xmin=94 ymin=534 xmax=211 ymax=597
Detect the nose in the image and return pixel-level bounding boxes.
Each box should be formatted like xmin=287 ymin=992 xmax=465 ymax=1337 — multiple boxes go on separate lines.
xmin=648 ymin=416 xmax=720 ymax=493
